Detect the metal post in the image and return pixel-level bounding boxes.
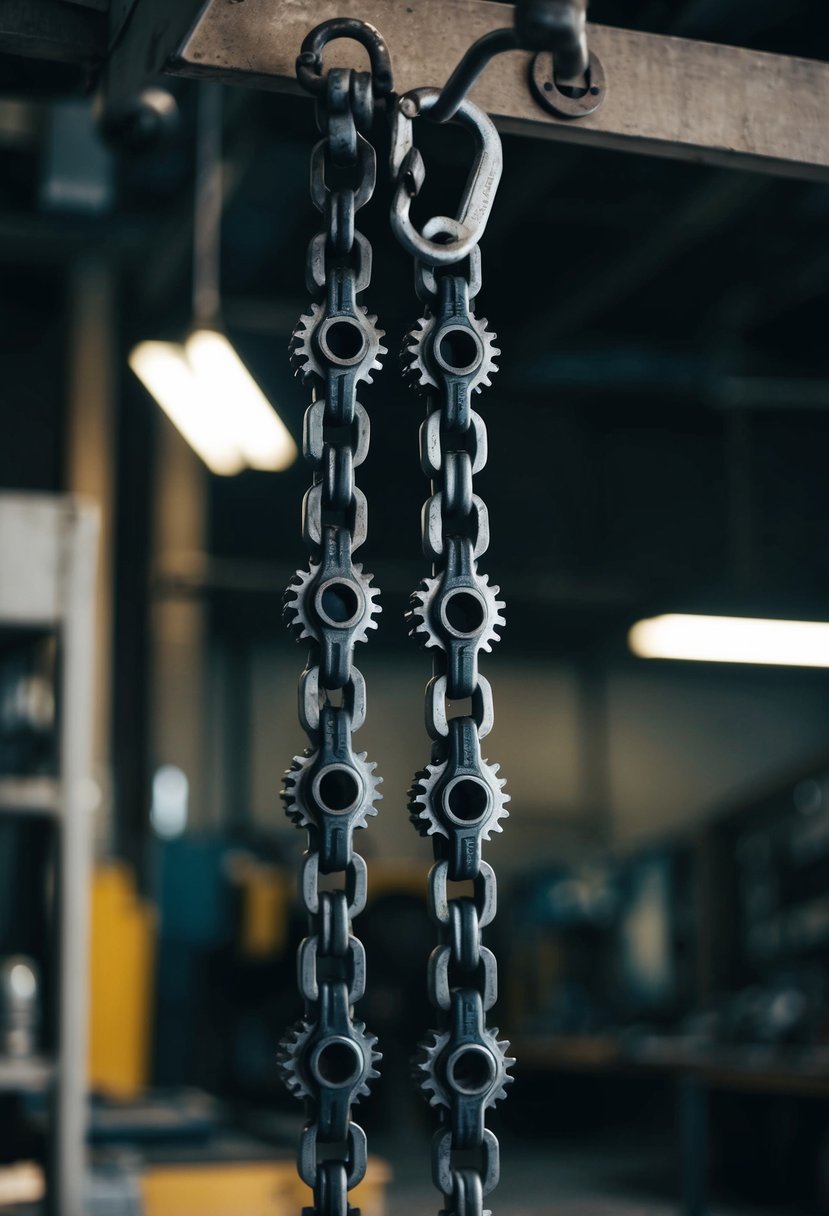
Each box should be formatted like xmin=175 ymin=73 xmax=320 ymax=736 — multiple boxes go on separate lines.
xmin=679 ymin=1074 xmax=709 ymax=1216
xmin=54 ymin=502 xmax=99 ymax=1216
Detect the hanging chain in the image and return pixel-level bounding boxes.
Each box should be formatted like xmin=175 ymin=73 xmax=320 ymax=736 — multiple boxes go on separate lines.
xmin=391 ymin=90 xmax=515 ymax=1216
xmin=279 ymin=24 xmax=392 ymax=1216
xmin=284 ymin=19 xmax=516 ymax=1215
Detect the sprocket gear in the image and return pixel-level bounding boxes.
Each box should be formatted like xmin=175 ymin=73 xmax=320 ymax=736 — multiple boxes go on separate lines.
xmin=407 ymin=569 xmax=505 ymax=655
xmin=401 ymin=311 xmax=500 ymax=396
xmin=413 ymin=1026 xmax=514 ymax=1110
xmin=283 ymin=747 xmax=382 ymax=833
xmin=284 ymin=560 xmax=381 ymax=649
xmin=278 ymin=1017 xmax=381 ymax=1104
xmin=407 ymin=755 xmax=508 ymax=841
xmin=290 ymin=301 xmax=387 ymax=386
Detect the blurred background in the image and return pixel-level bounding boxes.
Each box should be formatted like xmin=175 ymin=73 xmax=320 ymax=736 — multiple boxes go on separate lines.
xmin=4 ymin=2 xmax=829 ymax=1215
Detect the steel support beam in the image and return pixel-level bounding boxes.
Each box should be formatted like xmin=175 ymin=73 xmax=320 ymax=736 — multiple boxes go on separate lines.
xmin=119 ymin=0 xmax=829 ymax=183
xmin=0 ymin=0 xmax=105 ymax=66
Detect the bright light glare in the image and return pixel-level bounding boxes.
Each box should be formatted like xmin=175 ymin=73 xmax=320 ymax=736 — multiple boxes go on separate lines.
xmin=129 ymin=340 xmax=245 ymax=475
xmin=129 ymin=330 xmax=297 ymax=476
xmin=8 ymin=963 xmax=37 ymax=1002
xmin=629 ymin=614 xmax=829 ymax=669
xmin=185 ymin=330 xmax=297 ymax=471
xmin=151 ymin=765 xmax=189 ymax=839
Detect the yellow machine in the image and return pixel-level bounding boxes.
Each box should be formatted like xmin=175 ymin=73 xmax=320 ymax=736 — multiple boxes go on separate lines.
xmin=88 ymin=863 xmax=156 ymax=1098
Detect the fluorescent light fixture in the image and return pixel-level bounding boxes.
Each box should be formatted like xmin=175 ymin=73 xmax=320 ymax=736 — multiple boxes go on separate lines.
xmin=629 ymin=614 xmax=829 ymax=669
xmin=129 ymin=339 xmax=244 ymax=475
xmin=185 ymin=330 xmax=296 ymax=471
xmin=129 ymin=329 xmax=297 ymax=476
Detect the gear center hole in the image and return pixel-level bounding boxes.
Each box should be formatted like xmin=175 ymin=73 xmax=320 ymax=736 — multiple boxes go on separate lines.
xmin=318 ymin=580 xmax=361 ymax=626
xmin=448 ymin=1046 xmax=496 ymax=1095
xmin=315 ymin=1039 xmax=363 ymax=1086
xmin=445 ymin=777 xmax=489 ymax=824
xmin=444 ymin=590 xmax=486 ymax=636
xmin=436 ymin=326 xmax=481 ymax=375
xmin=322 ymin=319 xmax=367 ymax=365
xmin=318 ymin=768 xmax=360 ymax=813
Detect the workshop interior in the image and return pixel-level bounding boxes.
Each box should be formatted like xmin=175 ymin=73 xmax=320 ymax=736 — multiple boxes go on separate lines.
xmin=3 ymin=2 xmax=829 ymax=1215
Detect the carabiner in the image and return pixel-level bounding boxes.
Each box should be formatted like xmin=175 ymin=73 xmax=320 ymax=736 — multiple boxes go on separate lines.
xmin=390 ymin=88 xmax=503 ymax=268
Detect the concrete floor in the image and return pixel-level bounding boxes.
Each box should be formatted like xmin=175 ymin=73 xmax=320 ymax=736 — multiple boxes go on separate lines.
xmin=375 ymin=1135 xmax=797 ymax=1216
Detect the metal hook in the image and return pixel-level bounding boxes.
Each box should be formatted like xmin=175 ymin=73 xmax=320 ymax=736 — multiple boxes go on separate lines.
xmin=389 ymin=88 xmax=503 ymax=267
xmin=421 ymin=0 xmax=590 ymax=125
xmin=296 ymin=18 xmax=394 ymax=99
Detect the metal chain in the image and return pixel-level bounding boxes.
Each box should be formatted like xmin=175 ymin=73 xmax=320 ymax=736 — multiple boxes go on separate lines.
xmin=391 ymin=93 xmax=514 ymax=1216
xmin=279 ymin=26 xmax=392 ymax=1216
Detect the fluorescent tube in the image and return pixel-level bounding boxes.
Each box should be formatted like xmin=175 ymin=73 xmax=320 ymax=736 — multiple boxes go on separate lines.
xmin=185 ymin=329 xmax=297 ymax=471
xmin=129 ymin=330 xmax=297 ymax=476
xmin=629 ymin=614 xmax=829 ymax=669
xmin=129 ymin=340 xmax=245 ymax=476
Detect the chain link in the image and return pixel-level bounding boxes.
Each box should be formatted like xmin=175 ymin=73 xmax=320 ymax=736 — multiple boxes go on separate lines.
xmin=287 ymin=24 xmax=513 ymax=1216
xmin=281 ymin=30 xmax=390 ymax=1216
xmin=395 ymin=94 xmax=513 ymax=1216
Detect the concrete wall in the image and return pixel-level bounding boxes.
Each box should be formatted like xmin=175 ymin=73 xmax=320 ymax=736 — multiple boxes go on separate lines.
xmin=606 ymin=662 xmax=829 ymax=847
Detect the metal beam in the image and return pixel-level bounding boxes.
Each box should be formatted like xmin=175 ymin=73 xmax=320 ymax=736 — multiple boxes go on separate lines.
xmin=140 ymin=0 xmax=829 ymax=182
xmin=0 ymin=0 xmax=105 ymax=66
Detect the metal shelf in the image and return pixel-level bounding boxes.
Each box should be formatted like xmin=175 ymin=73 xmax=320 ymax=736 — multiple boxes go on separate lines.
xmin=0 ymin=777 xmax=61 ymax=816
xmin=0 ymin=1055 xmax=55 ymax=1093
xmin=0 ymin=495 xmax=98 ymax=1216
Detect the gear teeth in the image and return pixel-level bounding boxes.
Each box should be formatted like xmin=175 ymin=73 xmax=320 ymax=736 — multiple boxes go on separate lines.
xmin=413 ymin=1026 xmax=514 ymax=1111
xmin=406 ymin=579 xmax=439 ymax=648
xmin=407 ymin=766 xmax=441 ymax=836
xmin=402 ymin=311 xmax=499 ymax=396
xmin=289 ymin=305 xmax=322 ymax=384
xmin=291 ymin=302 xmax=387 ymax=385
xmin=283 ymin=561 xmax=382 ymax=651
xmin=358 ymin=566 xmax=383 ymax=633
xmin=350 ymin=1021 xmax=383 ymax=1101
xmin=277 ymin=1020 xmax=312 ymax=1100
xmin=282 ymin=564 xmax=317 ymax=643
xmin=281 ymin=753 xmax=313 ymax=828
xmin=283 ymin=748 xmax=382 ymax=833
xmin=278 ymin=1020 xmax=382 ymax=1105
xmin=496 ymin=1034 xmax=517 ymax=1099
xmin=401 ymin=317 xmax=433 ymax=393
xmin=408 ymin=755 xmax=509 ymax=842
xmin=354 ymin=751 xmax=383 ymax=825
xmin=412 ymin=1031 xmax=443 ymax=1106
xmin=406 ymin=570 xmax=506 ymax=656
xmin=363 ymin=309 xmax=388 ymax=384
xmin=483 ymin=764 xmax=511 ymax=836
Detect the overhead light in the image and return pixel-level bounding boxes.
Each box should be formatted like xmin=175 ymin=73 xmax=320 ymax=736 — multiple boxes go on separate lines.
xmin=129 ymin=329 xmax=297 ymax=476
xmin=629 ymin=614 xmax=829 ymax=669
xmin=130 ymin=88 xmax=298 ymax=477
xmin=129 ymin=338 xmax=244 ymax=476
xmin=185 ymin=329 xmax=296 ymax=471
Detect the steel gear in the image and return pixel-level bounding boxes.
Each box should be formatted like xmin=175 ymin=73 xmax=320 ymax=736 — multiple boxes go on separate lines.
xmin=407 ymin=757 xmax=509 ymax=840
xmin=284 ymin=560 xmax=381 ymax=648
xmin=401 ymin=311 xmax=500 ymax=396
xmin=407 ymin=569 xmax=505 ymax=654
xmin=279 ymin=1018 xmax=382 ymax=1104
xmin=290 ymin=301 xmax=387 ymax=385
xmin=283 ymin=747 xmax=382 ymax=832
xmin=413 ymin=1027 xmax=514 ymax=1110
